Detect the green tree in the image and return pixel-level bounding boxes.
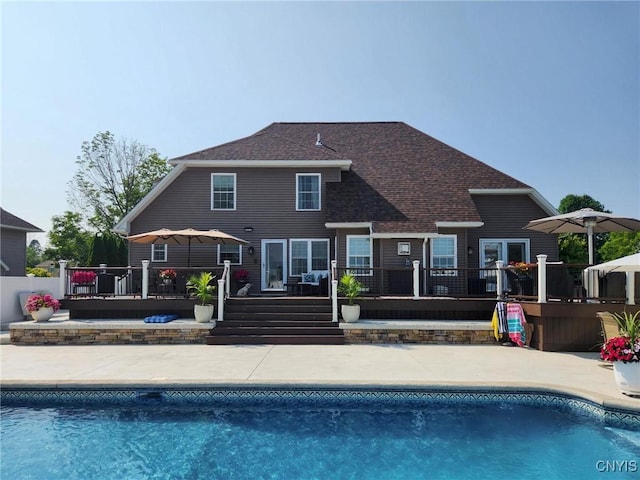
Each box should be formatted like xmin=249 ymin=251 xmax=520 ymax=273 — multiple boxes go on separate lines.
xmin=26 ymin=239 xmax=43 ymax=268
xmin=558 ymin=194 xmax=608 ymax=214
xmin=599 ymin=232 xmax=640 ymax=261
xmin=68 ymin=131 xmax=172 ymax=232
xmin=43 ymin=211 xmax=92 ymax=265
xmin=557 ymin=194 xmax=609 ymax=264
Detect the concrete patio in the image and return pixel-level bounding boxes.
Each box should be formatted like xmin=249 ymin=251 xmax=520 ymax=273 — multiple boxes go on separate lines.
xmin=2 ymin=340 xmax=639 ymax=412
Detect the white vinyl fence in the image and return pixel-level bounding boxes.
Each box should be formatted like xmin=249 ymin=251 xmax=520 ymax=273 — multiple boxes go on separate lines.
xmin=0 ymin=275 xmax=62 ymax=329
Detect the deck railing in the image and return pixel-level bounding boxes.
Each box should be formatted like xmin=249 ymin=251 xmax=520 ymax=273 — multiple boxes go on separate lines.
xmin=60 ymin=257 xmax=635 ymax=307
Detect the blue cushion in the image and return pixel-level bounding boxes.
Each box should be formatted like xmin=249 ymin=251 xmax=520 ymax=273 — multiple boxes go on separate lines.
xmin=302 ymin=273 xmax=316 ymax=283
xmin=144 ymin=314 xmax=179 ymax=323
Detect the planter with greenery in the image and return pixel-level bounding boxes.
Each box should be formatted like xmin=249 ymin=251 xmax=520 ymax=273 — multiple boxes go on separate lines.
xmin=186 ymin=271 xmax=217 ymax=323
xmin=600 ymin=311 xmax=640 ymax=396
xmin=338 ymin=272 xmax=364 ymax=323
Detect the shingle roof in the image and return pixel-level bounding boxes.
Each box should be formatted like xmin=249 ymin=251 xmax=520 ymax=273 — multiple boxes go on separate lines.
xmin=0 ymin=208 xmax=43 ymax=232
xmin=173 ymin=122 xmax=531 ymax=233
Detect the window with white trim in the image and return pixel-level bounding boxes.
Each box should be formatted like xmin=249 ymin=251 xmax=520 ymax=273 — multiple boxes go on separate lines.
xmin=218 ymin=244 xmax=242 ymax=265
xmin=347 ymin=235 xmax=372 ymax=276
xmin=296 ymin=174 xmax=321 ymax=210
xmin=211 ymin=173 xmax=236 ymax=210
xmin=290 ymin=239 xmax=329 ymax=276
xmin=430 ymin=236 xmax=457 ymax=276
xmin=152 ymin=244 xmax=167 ymax=262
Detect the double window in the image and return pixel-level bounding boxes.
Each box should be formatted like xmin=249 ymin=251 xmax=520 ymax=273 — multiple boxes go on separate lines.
xmin=290 ymin=239 xmax=329 ymax=276
xmin=346 ymin=235 xmax=372 ymax=275
xmin=211 ymin=173 xmax=236 ymax=210
xmin=296 ymin=174 xmax=321 ymax=211
xmin=430 ymin=236 xmax=457 ymax=276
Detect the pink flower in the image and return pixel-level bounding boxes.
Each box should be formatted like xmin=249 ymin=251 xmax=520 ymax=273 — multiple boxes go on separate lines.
xmin=25 ymin=294 xmax=61 ymax=313
xmin=71 ymin=271 xmax=97 ymax=283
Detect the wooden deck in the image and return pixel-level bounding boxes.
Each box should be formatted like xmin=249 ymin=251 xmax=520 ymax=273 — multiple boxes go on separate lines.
xmin=54 ymin=295 xmax=640 ymax=351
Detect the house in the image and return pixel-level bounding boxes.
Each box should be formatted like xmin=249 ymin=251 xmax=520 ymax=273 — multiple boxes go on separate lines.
xmin=114 ymin=122 xmax=558 ymax=294
xmin=0 ymin=208 xmax=43 ymax=276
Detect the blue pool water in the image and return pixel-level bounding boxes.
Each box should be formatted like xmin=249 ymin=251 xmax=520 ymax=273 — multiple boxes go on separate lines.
xmin=1 ymin=392 xmax=639 ymax=479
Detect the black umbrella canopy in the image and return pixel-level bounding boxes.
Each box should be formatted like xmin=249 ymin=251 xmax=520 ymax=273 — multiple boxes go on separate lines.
xmin=127 ymin=228 xmax=249 ymax=267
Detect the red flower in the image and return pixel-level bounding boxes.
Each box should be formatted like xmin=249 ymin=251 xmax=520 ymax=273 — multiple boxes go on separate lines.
xmin=601 ymin=336 xmax=640 ymax=363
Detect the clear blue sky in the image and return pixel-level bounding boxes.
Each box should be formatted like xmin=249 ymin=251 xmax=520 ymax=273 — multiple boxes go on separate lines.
xmin=2 ymin=1 xmax=639 ymax=246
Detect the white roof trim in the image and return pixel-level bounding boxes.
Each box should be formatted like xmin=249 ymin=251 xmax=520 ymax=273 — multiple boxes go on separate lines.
xmin=325 ymin=222 xmax=372 ymax=230
xmin=112 ymin=165 xmax=186 ymax=235
xmin=371 ymin=232 xmax=439 ymax=239
xmin=170 ymin=159 xmax=353 ymax=171
xmin=468 ymin=188 xmax=558 ymax=215
xmin=1 ymin=259 xmax=9 ymax=271
xmin=436 ymin=221 xmax=484 ymax=229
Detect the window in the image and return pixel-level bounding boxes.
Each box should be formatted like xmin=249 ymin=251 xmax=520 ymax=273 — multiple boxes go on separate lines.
xmin=430 ymin=236 xmax=457 ymax=276
xmin=290 ymin=239 xmax=329 ymax=276
xmin=152 ymin=244 xmax=167 ymax=262
xmin=347 ymin=236 xmax=372 ymax=275
xmin=479 ymin=239 xmax=530 ymax=267
xmin=218 ymin=244 xmax=241 ymax=265
xmin=296 ymin=174 xmax=320 ymax=210
xmin=211 ymin=174 xmax=236 ymax=210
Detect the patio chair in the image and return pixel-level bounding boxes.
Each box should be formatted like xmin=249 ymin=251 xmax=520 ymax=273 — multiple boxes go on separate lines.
xmin=597 ymin=311 xmax=620 ymax=343
xmin=596 ymin=311 xmax=620 ymax=368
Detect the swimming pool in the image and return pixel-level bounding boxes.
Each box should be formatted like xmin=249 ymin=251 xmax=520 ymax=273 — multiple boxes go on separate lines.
xmin=2 ymin=386 xmax=639 ymax=479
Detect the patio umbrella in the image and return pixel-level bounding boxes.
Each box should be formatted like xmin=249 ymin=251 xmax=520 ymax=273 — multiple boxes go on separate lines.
xmin=127 ymin=228 xmax=249 ymax=267
xmin=523 ymin=208 xmax=640 ymax=264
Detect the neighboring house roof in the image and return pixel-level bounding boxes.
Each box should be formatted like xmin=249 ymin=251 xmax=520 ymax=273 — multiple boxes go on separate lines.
xmin=0 ymin=208 xmax=43 ymax=233
xmin=115 ymin=122 xmax=556 ymax=234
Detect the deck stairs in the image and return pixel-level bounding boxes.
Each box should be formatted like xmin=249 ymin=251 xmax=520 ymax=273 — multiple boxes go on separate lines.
xmin=206 ymin=297 xmax=344 ymax=345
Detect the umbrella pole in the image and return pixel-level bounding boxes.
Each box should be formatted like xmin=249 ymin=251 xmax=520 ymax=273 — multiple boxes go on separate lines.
xmin=587 ymin=225 xmax=594 ymax=265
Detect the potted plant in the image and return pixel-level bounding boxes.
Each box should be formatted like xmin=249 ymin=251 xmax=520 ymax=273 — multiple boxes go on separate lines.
xmin=338 ymin=272 xmax=364 ymax=323
xmin=71 ymin=270 xmax=97 ymax=296
xmin=159 ymin=269 xmax=177 ymax=284
xmin=600 ymin=311 xmax=640 ymax=396
xmin=233 ymin=269 xmax=250 ymax=290
xmin=186 ymin=271 xmax=217 ymax=323
xmin=24 ymin=293 xmax=61 ymax=322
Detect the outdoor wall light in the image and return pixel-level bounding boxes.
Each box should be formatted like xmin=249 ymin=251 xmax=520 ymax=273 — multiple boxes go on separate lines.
xmin=243 ymin=227 xmax=253 ymax=232
xmin=468 ymin=246 xmax=473 ymax=255
xmin=248 ymin=246 xmax=254 ymax=255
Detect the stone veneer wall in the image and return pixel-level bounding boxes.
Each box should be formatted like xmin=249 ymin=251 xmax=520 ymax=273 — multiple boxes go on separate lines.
xmin=10 ymin=323 xmax=210 ymax=345
xmin=344 ymin=328 xmax=496 ymax=344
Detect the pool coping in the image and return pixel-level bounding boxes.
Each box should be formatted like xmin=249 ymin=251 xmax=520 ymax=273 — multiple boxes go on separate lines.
xmin=3 ymin=382 xmax=639 ymax=431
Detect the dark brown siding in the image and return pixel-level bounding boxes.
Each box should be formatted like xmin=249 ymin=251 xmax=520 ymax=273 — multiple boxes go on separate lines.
xmin=129 ymin=167 xmax=341 ymax=281
xmin=0 ymin=229 xmax=27 ymax=276
xmin=469 ymin=194 xmax=559 ymax=264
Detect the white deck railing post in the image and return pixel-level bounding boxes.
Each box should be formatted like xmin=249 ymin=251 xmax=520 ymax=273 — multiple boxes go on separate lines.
xmin=58 ymin=260 xmax=68 ymax=296
xmin=412 ymin=260 xmax=420 ymax=299
xmin=496 ymin=261 xmax=504 ymax=298
xmin=141 ymin=260 xmax=149 ymax=299
xmin=331 ymin=260 xmax=338 ymax=322
xmin=217 ymin=279 xmax=225 ymax=322
xmin=537 ymin=254 xmax=547 ymax=303
xmin=626 ymin=271 xmax=635 ymax=305
xmin=224 ymin=260 xmax=231 ymax=298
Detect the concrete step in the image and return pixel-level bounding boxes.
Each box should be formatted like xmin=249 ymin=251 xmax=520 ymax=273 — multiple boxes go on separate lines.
xmin=223 ymin=312 xmax=332 ymax=321
xmin=205 ymin=334 xmax=345 ymax=345
xmin=211 ymin=326 xmax=342 ymax=336
xmin=219 ymin=319 xmax=337 ymax=327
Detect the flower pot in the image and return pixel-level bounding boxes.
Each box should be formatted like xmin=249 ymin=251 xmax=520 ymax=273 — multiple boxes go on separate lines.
xmin=162 ymin=278 xmax=173 ymax=285
xmin=194 ymin=304 xmax=214 ymax=323
xmin=341 ymin=304 xmax=360 ymax=323
xmin=31 ymin=307 xmax=54 ymax=322
xmin=613 ymin=362 xmax=640 ymax=396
